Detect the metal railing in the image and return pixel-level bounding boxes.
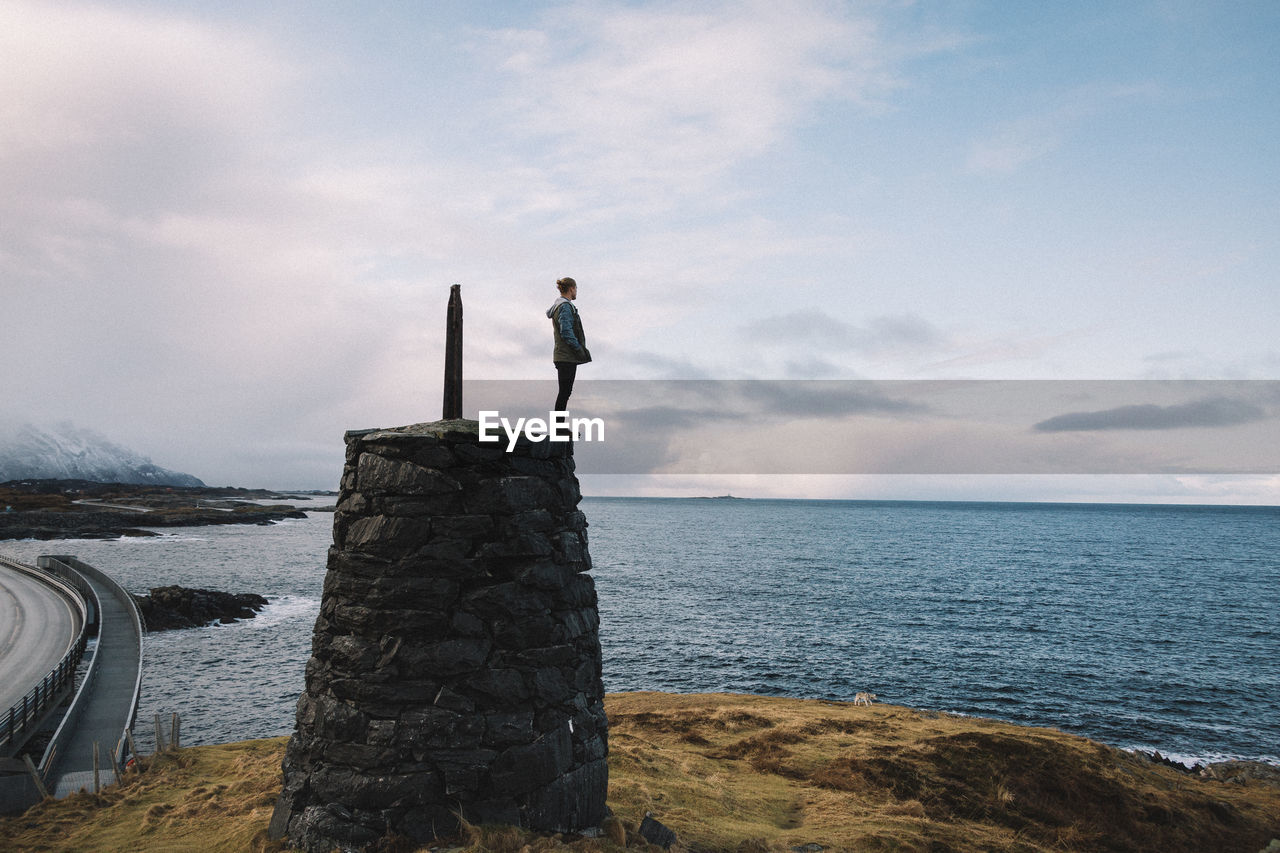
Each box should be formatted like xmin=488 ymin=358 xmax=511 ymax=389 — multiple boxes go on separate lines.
xmin=0 ymin=556 xmax=91 ymax=752
xmin=38 ymin=556 xmax=145 ymax=773
xmin=0 ymin=636 xmax=89 ymax=752
xmin=0 ymin=554 xmax=144 ymax=813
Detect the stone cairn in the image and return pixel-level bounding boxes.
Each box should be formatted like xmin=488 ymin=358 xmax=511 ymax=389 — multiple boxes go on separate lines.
xmin=269 ymin=420 xmax=606 ymax=851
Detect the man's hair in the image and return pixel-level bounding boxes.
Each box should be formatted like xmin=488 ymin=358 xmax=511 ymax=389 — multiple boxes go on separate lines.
xmin=556 ymin=277 xmax=577 ymax=294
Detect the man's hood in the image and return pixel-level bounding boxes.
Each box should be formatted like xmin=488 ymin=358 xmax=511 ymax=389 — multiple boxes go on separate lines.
xmin=546 ymin=296 xmax=571 ymax=317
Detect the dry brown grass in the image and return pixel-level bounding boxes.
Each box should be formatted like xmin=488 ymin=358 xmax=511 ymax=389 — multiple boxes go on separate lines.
xmin=606 ymin=693 xmax=1280 ymax=852
xmin=0 ymin=487 xmax=73 ymax=512
xmin=1 ymin=738 xmax=285 ymax=852
xmin=3 ymin=693 xmax=1278 ymax=852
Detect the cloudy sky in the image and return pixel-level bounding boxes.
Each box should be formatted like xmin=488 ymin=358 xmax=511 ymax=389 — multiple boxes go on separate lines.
xmin=3 ymin=1 xmax=1278 ymax=501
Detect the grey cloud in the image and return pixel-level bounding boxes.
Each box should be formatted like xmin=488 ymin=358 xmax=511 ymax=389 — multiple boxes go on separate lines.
xmin=1142 ymin=350 xmax=1196 ymax=363
xmin=620 ymin=350 xmax=713 ymax=380
xmin=588 ymin=380 xmax=927 ymax=422
xmin=463 ymin=380 xmax=1280 ymax=475
xmin=742 ymin=310 xmax=856 ymax=344
xmin=467 ymin=379 xmax=926 ymax=428
xmin=464 ymin=379 xmax=928 ymax=477
xmin=736 ymin=381 xmax=927 ymax=419
xmin=572 ymin=405 xmax=716 ymax=475
xmin=609 ymin=405 xmax=727 ymax=432
xmin=863 ymin=314 xmax=945 ymax=349
xmin=740 ymin=310 xmax=947 ymax=355
xmin=1033 ymin=397 xmax=1268 ymax=432
xmin=783 ymin=357 xmax=844 ymax=378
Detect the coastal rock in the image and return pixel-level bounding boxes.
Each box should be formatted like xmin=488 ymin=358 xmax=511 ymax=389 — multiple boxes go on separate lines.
xmin=1145 ymin=751 xmax=1201 ymax=774
xmin=1201 ymin=761 xmax=1280 ymax=788
xmin=639 ymin=813 xmax=679 ymax=849
xmin=0 ymin=479 xmax=310 ymax=540
xmin=0 ymin=510 xmax=166 ymax=540
xmin=133 ymin=585 xmax=269 ymax=631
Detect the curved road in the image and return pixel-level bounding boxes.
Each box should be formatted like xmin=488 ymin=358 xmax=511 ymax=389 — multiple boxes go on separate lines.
xmin=0 ymin=562 xmax=81 ymax=713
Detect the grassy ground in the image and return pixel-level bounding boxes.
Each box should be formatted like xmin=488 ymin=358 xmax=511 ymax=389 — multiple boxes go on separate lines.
xmin=3 ymin=692 xmax=1278 ymax=852
xmin=2 ymin=737 xmax=283 ymax=852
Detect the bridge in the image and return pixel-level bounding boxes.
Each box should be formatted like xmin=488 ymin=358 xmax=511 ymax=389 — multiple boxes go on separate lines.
xmin=0 ymin=557 xmax=84 ymax=720
xmin=0 ymin=555 xmax=143 ymax=812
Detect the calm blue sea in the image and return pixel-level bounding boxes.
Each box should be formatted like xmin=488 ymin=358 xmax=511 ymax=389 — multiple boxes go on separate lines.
xmin=2 ymin=497 xmax=1277 ymax=766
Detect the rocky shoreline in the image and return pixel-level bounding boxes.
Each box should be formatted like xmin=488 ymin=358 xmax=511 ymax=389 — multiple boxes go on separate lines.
xmin=0 ymin=479 xmax=319 ymax=540
xmin=0 ymin=506 xmax=308 ymax=540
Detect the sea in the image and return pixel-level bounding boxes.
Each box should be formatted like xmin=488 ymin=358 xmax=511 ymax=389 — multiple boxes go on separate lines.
xmin=2 ymin=497 xmax=1277 ymax=767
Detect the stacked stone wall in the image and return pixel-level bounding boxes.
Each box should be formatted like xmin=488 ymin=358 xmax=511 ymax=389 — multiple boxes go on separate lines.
xmin=270 ymin=421 xmax=606 ymax=851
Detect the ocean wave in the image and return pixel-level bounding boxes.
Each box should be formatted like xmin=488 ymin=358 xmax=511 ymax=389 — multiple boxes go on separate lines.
xmin=242 ymin=595 xmax=322 ymax=629
xmin=1126 ymin=747 xmax=1280 ymax=769
xmin=115 ymin=533 xmax=208 ymax=543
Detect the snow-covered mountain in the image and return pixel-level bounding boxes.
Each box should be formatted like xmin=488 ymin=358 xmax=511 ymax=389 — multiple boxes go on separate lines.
xmin=0 ymin=421 xmax=205 ymax=487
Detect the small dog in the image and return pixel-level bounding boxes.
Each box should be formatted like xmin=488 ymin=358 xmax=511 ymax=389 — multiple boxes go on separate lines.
xmin=853 ymin=692 xmax=877 ymax=706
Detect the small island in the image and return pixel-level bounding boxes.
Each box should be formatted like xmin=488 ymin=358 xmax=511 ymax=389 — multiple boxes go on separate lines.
xmin=133 ymin=585 xmax=270 ymax=631
xmin=0 ymin=479 xmax=324 ymax=540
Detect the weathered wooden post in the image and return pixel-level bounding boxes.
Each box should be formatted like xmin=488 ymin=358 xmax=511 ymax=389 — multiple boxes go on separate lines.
xmin=21 ymin=754 xmax=49 ymax=800
xmin=125 ymin=730 xmax=140 ymax=772
xmin=443 ymin=283 xmax=463 ymax=419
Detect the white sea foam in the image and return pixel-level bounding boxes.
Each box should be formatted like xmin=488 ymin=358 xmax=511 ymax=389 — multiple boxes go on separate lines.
xmin=242 ymin=595 xmax=321 ymax=629
xmin=1126 ymin=747 xmax=1280 ymax=769
xmin=115 ymin=534 xmax=208 ymax=544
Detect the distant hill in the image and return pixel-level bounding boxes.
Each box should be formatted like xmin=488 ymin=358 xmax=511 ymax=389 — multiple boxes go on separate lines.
xmin=0 ymin=421 xmax=204 ymax=487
